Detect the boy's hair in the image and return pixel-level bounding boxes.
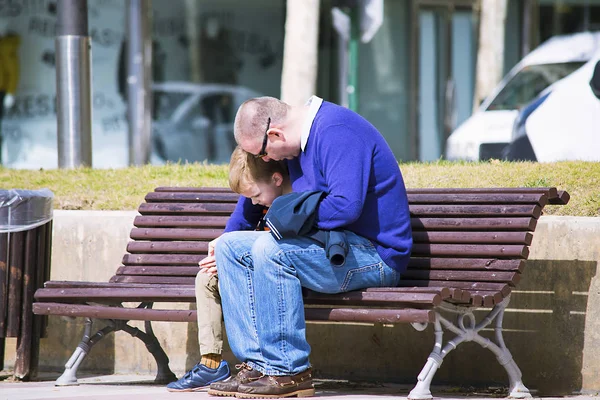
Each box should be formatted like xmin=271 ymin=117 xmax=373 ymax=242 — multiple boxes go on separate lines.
xmin=229 ymin=146 xmax=288 ymax=194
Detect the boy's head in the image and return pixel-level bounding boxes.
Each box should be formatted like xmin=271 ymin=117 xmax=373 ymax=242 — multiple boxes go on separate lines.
xmin=229 ymin=146 xmax=289 ymax=207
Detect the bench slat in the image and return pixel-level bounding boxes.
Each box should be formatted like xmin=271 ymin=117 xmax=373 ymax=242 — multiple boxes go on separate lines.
xmin=470 ymin=290 xmax=504 ymax=307
xmin=138 ymin=203 xmax=542 ymax=218
xmin=407 ymin=193 xmax=547 ymax=206
xmin=550 ymin=190 xmax=570 ymax=205
xmin=35 ymin=287 xmax=196 ymax=302
xmin=155 ymin=186 xmax=561 ymax=199
xmin=130 ymin=229 xmax=532 ymax=245
xmin=412 ymin=231 xmax=532 ymax=245
xmin=412 ymin=217 xmax=536 ymax=231
xmin=33 ymin=302 xmax=435 ymax=324
xmin=401 ymin=270 xmax=520 ymax=285
xmin=409 ymin=204 xmax=541 ymax=218
xmin=397 ymin=280 xmax=511 ymax=296
xmin=138 ymin=203 xmax=237 ymax=215
xmin=407 ymin=187 xmax=558 ymax=199
xmin=303 ymin=291 xmax=441 ymax=307
xmin=116 ymin=266 xmax=199 ymax=276
xmin=122 ymin=254 xmax=203 ymax=266
xmin=130 ymin=228 xmax=223 ymax=241
xmin=364 ymin=286 xmax=450 ymax=297
xmin=110 ymin=276 xmax=195 ymax=284
xmin=145 ymin=192 xmax=239 ymax=203
xmin=122 ymin=246 xmax=528 ymax=264
xmin=33 ymin=302 xmax=198 ymax=322
xmin=411 ymin=244 xmax=528 ymax=258
xmin=304 ymin=308 xmax=435 ymax=324
xmin=154 ymin=187 xmax=232 ymax=193
xmin=134 ymin=215 xmax=230 ymax=228
xmin=127 ymin=241 xmax=209 ymax=254
xmin=408 ymin=258 xmax=524 ymax=272
xmin=43 ymin=281 xmax=195 ymax=289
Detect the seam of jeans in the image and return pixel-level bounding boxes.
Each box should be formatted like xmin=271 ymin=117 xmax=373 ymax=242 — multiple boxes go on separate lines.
xmin=240 ymin=253 xmax=262 ymax=350
xmin=277 ymin=263 xmax=292 ymax=372
xmin=340 ymin=262 xmax=383 ymax=292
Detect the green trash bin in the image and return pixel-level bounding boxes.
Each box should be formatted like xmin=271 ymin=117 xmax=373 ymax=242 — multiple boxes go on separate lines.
xmin=0 ymin=188 xmax=54 ymax=379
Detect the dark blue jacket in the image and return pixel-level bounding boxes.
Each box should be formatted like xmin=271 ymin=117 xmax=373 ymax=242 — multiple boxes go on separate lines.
xmin=264 ymin=191 xmax=349 ymax=266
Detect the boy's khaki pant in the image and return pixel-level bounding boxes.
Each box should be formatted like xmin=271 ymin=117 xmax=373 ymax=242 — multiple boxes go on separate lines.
xmin=195 ymin=271 xmax=223 ymax=355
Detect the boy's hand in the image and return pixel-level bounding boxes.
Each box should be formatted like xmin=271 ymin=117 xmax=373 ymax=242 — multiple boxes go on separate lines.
xmin=199 ymin=237 xmax=219 ymax=276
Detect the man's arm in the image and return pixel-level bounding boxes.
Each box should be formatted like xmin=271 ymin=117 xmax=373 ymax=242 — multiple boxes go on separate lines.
xmin=315 ymin=125 xmax=372 ymax=230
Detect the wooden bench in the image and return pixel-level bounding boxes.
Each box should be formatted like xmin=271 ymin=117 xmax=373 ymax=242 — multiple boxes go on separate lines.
xmin=32 ymin=186 xmax=570 ymax=398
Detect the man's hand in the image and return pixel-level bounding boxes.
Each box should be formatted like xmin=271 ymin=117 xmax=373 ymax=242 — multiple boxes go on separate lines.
xmin=199 ymin=237 xmax=219 ymax=276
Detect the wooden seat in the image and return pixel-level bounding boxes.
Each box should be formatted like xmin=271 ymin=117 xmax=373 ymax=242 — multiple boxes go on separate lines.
xmin=33 ymin=186 xmax=569 ymax=397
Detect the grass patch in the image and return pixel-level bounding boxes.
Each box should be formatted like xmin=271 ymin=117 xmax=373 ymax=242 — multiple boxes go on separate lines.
xmin=1 ymin=160 xmax=599 ymax=216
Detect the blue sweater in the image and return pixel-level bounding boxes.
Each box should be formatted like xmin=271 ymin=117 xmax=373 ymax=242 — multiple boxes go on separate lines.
xmin=225 ymin=101 xmax=412 ymax=272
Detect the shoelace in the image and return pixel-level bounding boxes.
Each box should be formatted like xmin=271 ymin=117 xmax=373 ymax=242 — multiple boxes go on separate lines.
xmin=235 ymin=362 xmax=252 ymax=371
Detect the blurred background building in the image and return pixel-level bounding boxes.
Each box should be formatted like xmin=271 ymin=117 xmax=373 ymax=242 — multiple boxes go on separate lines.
xmin=0 ymin=0 xmax=599 ymax=168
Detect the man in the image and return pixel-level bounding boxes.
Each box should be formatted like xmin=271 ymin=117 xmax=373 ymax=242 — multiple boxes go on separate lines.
xmin=209 ymin=96 xmax=412 ymax=398
xmin=166 ymin=147 xmax=290 ymax=392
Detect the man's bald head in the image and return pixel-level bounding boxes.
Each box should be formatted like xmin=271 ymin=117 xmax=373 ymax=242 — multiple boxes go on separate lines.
xmin=234 ymin=96 xmax=290 ymax=143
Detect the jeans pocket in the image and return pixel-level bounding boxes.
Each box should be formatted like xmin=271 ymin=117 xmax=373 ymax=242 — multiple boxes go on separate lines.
xmin=340 ymin=262 xmax=384 ymax=292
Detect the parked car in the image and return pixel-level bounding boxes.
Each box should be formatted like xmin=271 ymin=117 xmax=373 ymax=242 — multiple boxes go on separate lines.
xmin=502 ymin=55 xmax=600 ymax=162
xmin=151 ymin=82 xmax=262 ymax=164
xmin=591 ymin=59 xmax=600 ymax=99
xmin=446 ymin=31 xmax=600 ymax=161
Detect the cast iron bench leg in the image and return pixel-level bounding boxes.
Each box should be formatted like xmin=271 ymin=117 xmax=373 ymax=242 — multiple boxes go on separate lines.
xmin=408 ymin=295 xmax=532 ymax=399
xmin=56 ymin=318 xmax=115 ymax=386
xmin=120 ymin=321 xmax=177 ymax=383
xmin=56 ymin=303 xmax=177 ymax=386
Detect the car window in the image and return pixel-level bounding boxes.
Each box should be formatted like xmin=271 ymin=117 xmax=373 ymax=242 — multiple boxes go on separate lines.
xmin=153 ymin=90 xmax=190 ymax=121
xmin=486 ymin=62 xmax=585 ymax=111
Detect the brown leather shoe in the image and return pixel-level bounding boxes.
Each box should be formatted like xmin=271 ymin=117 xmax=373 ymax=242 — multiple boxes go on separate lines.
xmin=236 ymin=368 xmax=314 ymax=398
xmin=208 ymin=363 xmax=263 ymax=397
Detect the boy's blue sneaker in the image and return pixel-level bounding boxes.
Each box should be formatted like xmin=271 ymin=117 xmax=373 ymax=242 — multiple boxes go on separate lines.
xmin=166 ymin=360 xmax=231 ymax=392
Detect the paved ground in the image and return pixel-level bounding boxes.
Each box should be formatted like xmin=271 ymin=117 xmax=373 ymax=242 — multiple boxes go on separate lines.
xmin=1 ymin=372 xmax=598 ymax=400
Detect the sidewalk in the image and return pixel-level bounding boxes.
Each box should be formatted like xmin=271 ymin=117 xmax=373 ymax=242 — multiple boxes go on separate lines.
xmin=1 ymin=372 xmax=598 ymax=400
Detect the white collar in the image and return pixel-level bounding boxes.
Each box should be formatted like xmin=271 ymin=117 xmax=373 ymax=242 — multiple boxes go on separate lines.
xmin=300 ymin=96 xmax=323 ymax=151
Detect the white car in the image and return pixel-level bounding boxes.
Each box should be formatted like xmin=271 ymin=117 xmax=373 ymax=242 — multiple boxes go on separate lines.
xmin=152 ymin=82 xmax=262 ymax=164
xmin=446 ymin=31 xmax=600 ymax=161
xmin=503 ymin=56 xmax=600 ymax=162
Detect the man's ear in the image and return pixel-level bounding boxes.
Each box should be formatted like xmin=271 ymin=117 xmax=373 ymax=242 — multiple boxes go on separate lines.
xmin=272 ymin=172 xmax=284 ymax=187
xmin=268 ymin=127 xmax=285 ymax=140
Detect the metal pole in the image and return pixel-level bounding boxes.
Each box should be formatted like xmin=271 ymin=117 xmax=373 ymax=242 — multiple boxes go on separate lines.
xmin=56 ymin=0 xmax=92 ymax=168
xmin=522 ymin=0 xmax=532 ymax=57
xmin=348 ymin=6 xmax=360 ymax=112
xmin=127 ymin=0 xmax=152 ymax=166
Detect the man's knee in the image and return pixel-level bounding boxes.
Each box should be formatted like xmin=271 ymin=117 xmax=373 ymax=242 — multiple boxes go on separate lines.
xmin=214 ymin=231 xmax=239 ymax=261
xmin=251 ymin=234 xmax=281 ymax=262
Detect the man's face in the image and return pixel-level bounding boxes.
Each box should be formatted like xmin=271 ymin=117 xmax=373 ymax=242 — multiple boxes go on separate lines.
xmin=240 ymin=130 xmax=299 ymax=162
xmin=241 ymin=179 xmax=284 ymax=207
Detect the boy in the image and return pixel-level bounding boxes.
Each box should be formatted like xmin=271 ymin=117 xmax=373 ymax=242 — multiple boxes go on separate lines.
xmin=166 ymin=146 xmax=290 ymax=392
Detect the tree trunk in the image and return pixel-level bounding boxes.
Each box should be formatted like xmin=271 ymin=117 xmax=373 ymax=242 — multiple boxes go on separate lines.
xmin=473 ymin=0 xmax=507 ymax=111
xmin=280 ymin=0 xmax=320 ymax=106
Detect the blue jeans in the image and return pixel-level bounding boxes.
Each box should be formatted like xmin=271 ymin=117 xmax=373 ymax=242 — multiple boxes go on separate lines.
xmin=215 ymin=230 xmax=400 ymax=376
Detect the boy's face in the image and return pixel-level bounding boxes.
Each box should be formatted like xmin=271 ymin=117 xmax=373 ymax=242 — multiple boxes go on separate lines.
xmin=241 ymin=175 xmax=284 ymax=207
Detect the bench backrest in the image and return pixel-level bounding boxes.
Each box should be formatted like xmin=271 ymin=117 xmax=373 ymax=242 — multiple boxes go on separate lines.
xmin=114 ymin=187 xmax=568 ymax=308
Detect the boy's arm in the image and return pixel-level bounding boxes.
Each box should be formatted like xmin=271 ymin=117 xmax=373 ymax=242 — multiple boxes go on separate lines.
xmin=315 ymin=125 xmax=373 ymax=230
xmin=224 ymin=196 xmax=265 ymax=232
xmin=200 ymin=196 xmax=265 ymax=276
